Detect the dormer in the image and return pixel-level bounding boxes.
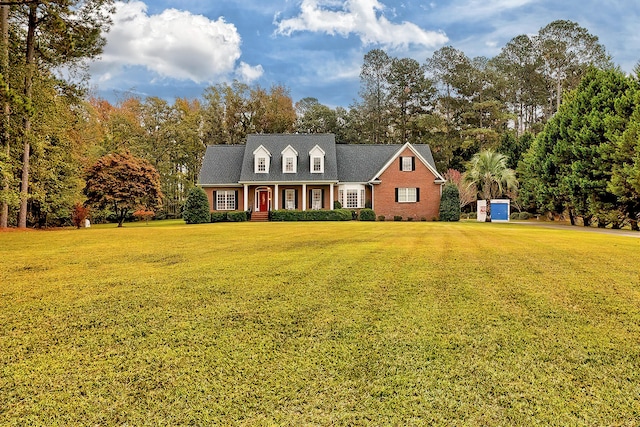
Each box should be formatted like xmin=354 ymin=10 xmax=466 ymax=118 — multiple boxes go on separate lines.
xmin=309 ymin=145 xmax=325 ymax=174
xmin=253 ymin=145 xmax=271 ymax=174
xmin=281 ymin=145 xmax=298 ymax=174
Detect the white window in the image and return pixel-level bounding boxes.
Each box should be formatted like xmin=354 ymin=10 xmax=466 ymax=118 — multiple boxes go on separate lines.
xmin=397 ymin=188 xmax=418 ymax=203
xmin=257 ymin=157 xmax=266 ymax=173
xmin=216 ymin=190 xmax=236 ymax=210
xmin=253 ymin=145 xmax=271 ymax=173
xmin=346 ymin=190 xmax=359 ymax=208
xmin=312 ymin=189 xmax=322 ymax=210
xmin=401 ymin=156 xmax=414 ymax=171
xmin=281 ymin=145 xmax=298 ymax=173
xmin=312 ymin=157 xmax=322 ymax=173
xmin=285 ymin=189 xmax=296 ymax=210
xmin=284 ymin=157 xmax=295 ymax=173
xmin=339 ymin=184 xmax=365 ymax=208
xmin=309 ymin=145 xmax=325 ymax=173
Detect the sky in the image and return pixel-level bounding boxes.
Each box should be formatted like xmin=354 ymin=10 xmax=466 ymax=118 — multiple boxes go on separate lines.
xmin=89 ymin=0 xmax=640 ymax=108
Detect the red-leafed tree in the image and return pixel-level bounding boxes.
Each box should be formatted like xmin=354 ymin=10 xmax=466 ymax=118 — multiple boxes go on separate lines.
xmin=84 ymin=152 xmax=163 ymax=227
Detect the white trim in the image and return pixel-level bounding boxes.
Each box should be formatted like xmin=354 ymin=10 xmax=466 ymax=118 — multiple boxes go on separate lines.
xmin=309 ymin=144 xmax=325 ymax=174
xmin=370 ymin=142 xmax=445 ymax=182
xmin=281 ymin=145 xmax=298 ymax=173
xmin=253 ymin=145 xmax=271 ymax=174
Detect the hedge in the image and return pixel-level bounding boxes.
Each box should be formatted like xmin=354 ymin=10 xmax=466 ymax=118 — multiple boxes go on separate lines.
xmin=270 ymin=209 xmax=352 ymax=221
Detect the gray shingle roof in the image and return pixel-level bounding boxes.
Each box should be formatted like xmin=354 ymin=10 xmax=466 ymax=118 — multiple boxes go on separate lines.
xmin=198 ymin=135 xmax=442 ymax=185
xmin=336 ymin=144 xmax=441 ymax=182
xmin=198 ymin=145 xmax=245 ymax=185
xmin=239 ymin=134 xmax=339 ymax=182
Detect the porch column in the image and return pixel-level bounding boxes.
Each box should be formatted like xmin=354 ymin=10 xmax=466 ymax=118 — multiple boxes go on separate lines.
xmin=244 ymin=184 xmax=249 ymax=211
xmin=274 ymin=184 xmax=279 ymax=211
xmin=330 ymin=183 xmax=334 ymax=210
xmin=302 ymin=184 xmax=307 ymax=211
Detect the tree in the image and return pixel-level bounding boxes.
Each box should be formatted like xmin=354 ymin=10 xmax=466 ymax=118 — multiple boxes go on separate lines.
xmin=464 ymin=150 xmax=517 ymax=222
xmin=10 ymin=0 xmax=115 ymax=228
xmin=84 ymin=152 xmax=163 ymax=227
xmin=536 ymin=20 xmax=611 ymax=115
xmin=358 ymin=49 xmax=391 ymax=143
xmin=444 ymin=169 xmax=476 ymax=209
xmin=183 ymin=186 xmax=210 ymax=224
xmin=439 ymin=182 xmax=461 ymax=221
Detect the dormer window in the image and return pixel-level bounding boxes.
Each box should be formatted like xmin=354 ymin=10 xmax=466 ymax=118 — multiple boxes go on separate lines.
xmin=253 ymin=145 xmax=271 ymax=174
xmin=281 ymin=145 xmax=298 ymax=174
xmin=257 ymin=157 xmax=267 ymax=172
xmin=309 ymin=145 xmax=325 ymax=174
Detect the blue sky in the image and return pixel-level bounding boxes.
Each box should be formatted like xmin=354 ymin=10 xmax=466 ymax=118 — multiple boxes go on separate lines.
xmin=89 ymin=0 xmax=640 ymax=108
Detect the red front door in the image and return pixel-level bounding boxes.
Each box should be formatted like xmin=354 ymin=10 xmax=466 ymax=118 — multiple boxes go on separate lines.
xmin=258 ymin=190 xmax=268 ymax=211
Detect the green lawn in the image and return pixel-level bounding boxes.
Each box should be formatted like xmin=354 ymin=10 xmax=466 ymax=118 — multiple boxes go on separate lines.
xmin=1 ymin=221 xmax=639 ymax=426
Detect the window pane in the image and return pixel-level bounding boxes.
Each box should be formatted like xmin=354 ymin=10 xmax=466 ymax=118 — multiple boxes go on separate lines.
xmin=346 ymin=190 xmax=358 ymax=208
xmin=402 ymin=156 xmax=412 ymax=171
xmin=313 ymin=157 xmax=322 ymax=172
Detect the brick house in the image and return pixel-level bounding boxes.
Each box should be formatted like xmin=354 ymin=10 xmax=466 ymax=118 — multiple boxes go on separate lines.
xmin=198 ymin=134 xmax=445 ymax=220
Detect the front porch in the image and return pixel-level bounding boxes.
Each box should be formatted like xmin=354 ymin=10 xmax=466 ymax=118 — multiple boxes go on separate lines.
xmin=243 ymin=183 xmax=336 ymax=221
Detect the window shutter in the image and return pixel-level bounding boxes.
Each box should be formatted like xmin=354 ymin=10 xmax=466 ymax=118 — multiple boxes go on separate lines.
xmin=321 ymin=189 xmax=325 ymax=208
xmin=282 ymin=189 xmax=286 ymax=209
xmin=213 ymin=191 xmax=217 ymax=210
xmin=234 ymin=191 xmax=238 ymax=210
xmin=412 ymin=157 xmax=416 ymax=171
xmin=309 ymin=189 xmax=312 ymax=209
xmin=416 ymin=188 xmax=420 ymax=202
xmin=395 ymin=188 xmax=399 ymax=203
xmin=399 ymin=158 xmax=403 ymax=170
xmin=294 ymin=190 xmax=298 ymax=209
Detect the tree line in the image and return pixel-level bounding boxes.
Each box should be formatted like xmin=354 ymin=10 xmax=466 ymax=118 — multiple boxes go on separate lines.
xmin=1 ymin=8 xmax=634 ymax=227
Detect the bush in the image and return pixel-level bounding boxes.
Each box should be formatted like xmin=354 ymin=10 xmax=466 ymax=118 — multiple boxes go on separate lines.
xmin=333 ymin=200 xmax=342 ymax=209
xmin=439 ymin=182 xmax=461 ymax=221
xmin=270 ymin=209 xmax=352 ymax=221
xmin=183 ymin=187 xmax=211 ymax=224
xmin=378 ymin=215 xmax=385 ymax=221
xmin=394 ymin=215 xmax=402 ymax=222
xmin=227 ymin=211 xmax=247 ymax=222
xmin=71 ymin=203 xmax=90 ymax=228
xmin=518 ymin=212 xmax=531 ymax=220
xmin=210 ymin=212 xmax=227 ymax=222
xmin=510 ymin=212 xmax=520 ymax=220
xmin=407 ymin=217 xmax=414 ymax=221
xmin=359 ymin=208 xmax=376 ymax=221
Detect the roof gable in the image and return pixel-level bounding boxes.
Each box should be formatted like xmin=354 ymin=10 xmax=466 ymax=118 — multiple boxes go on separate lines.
xmin=371 ymin=142 xmax=445 ymax=182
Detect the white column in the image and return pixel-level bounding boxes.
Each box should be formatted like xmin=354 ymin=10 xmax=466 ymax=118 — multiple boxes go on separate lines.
xmin=302 ymin=183 xmax=307 ymax=211
xmin=244 ymin=184 xmax=249 ymax=211
xmin=330 ymin=183 xmax=334 ymax=210
xmin=274 ymin=184 xmax=279 ymax=211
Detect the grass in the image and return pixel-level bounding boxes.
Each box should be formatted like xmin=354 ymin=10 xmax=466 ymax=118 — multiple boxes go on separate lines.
xmin=1 ymin=220 xmax=639 ymax=426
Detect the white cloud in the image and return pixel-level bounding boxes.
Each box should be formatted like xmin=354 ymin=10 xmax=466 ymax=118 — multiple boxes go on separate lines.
xmin=95 ymin=1 xmax=261 ymax=84
xmin=236 ymin=62 xmax=265 ymax=82
xmin=275 ymin=0 xmax=448 ymax=49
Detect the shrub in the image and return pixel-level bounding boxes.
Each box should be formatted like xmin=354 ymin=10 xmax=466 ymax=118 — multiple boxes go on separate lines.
xmin=227 ymin=211 xmax=247 ymax=222
xmin=270 ymin=209 xmax=352 ymax=221
xmin=333 ymin=200 xmax=342 ymax=209
xmin=359 ymin=208 xmax=376 ymax=221
xmin=407 ymin=217 xmax=414 ymax=221
xmin=421 ymin=217 xmax=427 ymax=222
xmin=518 ymin=212 xmax=531 ymax=220
xmin=378 ymin=215 xmax=385 ymax=221
xmin=210 ymin=212 xmax=227 ymax=222
xmin=133 ymin=209 xmax=155 ymax=224
xmin=439 ymin=182 xmax=461 ymax=221
xmin=71 ymin=204 xmax=90 ymax=228
xmin=510 ymin=212 xmax=520 ymax=220
xmin=394 ymin=215 xmax=402 ymax=221
xmin=183 ymin=187 xmax=211 ymax=224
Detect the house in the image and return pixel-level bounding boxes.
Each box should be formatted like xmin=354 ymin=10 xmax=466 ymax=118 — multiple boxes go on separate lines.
xmin=198 ymin=134 xmax=445 ymax=220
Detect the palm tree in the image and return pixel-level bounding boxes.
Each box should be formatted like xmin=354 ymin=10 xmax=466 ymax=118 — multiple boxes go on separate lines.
xmin=465 ymin=150 xmax=518 ymax=222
